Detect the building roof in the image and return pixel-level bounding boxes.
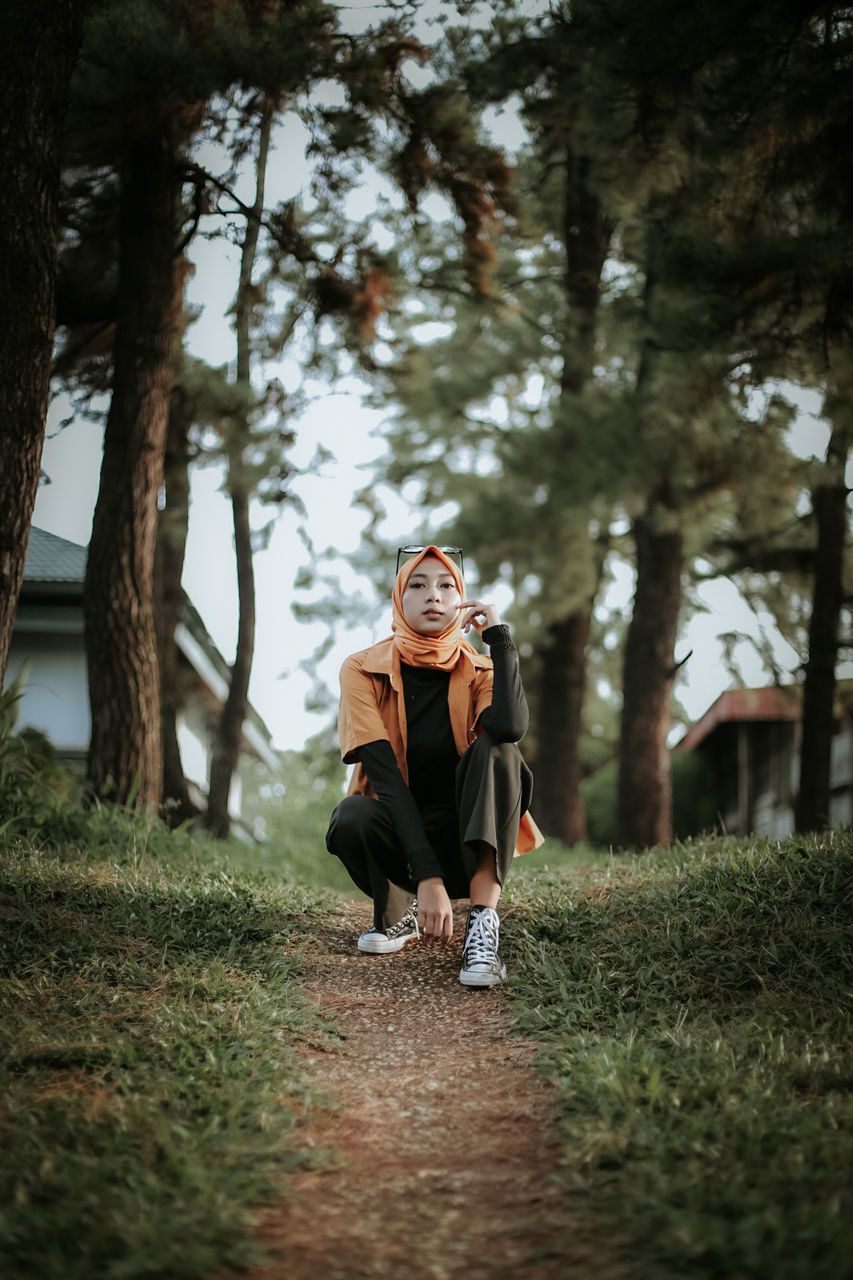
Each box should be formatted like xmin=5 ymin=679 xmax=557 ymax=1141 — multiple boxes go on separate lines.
xmin=677 ymin=686 xmax=802 ymax=751
xmin=24 ymin=526 xmax=87 ymax=583
xmin=21 ymin=525 xmax=276 ymax=761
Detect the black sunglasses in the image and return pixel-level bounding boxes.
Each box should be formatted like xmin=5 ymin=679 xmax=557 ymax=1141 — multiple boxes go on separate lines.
xmin=396 ymin=544 xmax=464 ymax=576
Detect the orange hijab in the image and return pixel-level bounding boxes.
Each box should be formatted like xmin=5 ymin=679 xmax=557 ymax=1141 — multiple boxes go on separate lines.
xmin=392 ymin=546 xmax=478 ymax=671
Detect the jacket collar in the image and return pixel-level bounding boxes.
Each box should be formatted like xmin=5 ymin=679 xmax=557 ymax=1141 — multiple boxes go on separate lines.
xmin=360 ymin=635 xmax=491 ymax=686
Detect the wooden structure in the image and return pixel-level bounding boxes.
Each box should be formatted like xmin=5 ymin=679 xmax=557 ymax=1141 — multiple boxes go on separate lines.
xmin=676 ymin=685 xmax=853 ymax=836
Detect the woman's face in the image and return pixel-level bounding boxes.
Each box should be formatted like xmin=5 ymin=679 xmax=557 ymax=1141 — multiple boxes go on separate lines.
xmin=401 ymin=555 xmax=462 ymax=635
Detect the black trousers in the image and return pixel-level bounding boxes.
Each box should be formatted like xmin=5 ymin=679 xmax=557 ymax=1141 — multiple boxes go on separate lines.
xmin=325 ymin=733 xmax=534 ymax=930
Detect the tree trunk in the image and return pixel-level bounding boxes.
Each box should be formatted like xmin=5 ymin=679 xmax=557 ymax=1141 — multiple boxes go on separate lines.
xmin=206 ymin=489 xmax=255 ymax=836
xmin=560 ymin=149 xmax=613 ymax=397
xmin=617 ymin=513 xmax=684 ymax=849
xmin=206 ymin=99 xmax=274 ymax=837
xmin=0 ymin=1 xmax=83 ymax=686
xmin=84 ymin=127 xmax=182 ymax=808
xmin=532 ymin=147 xmax=613 ymax=844
xmin=155 ymin=381 xmax=199 ymax=825
xmin=534 ymin=611 xmax=592 ymax=844
xmin=795 ymin=419 xmax=849 ymax=831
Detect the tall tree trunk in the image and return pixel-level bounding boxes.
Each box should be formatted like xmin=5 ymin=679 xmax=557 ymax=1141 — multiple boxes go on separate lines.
xmin=207 ymin=490 xmax=255 ymax=837
xmin=206 ymin=100 xmax=274 ymax=837
xmin=84 ymin=127 xmax=182 ymax=808
xmin=533 ymin=147 xmax=613 ymax=845
xmin=795 ymin=415 xmax=850 ymax=831
xmin=617 ymin=511 xmax=684 ymax=849
xmin=560 ymin=150 xmax=612 ymax=396
xmin=0 ymin=1 xmax=83 ymax=686
xmin=535 ymin=612 xmax=592 ymax=844
xmin=155 ymin=380 xmax=199 ymax=825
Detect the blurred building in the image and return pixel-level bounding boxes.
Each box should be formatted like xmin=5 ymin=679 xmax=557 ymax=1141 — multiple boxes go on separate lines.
xmin=7 ymin=527 xmax=276 ymax=832
xmin=676 ymin=685 xmax=853 ymax=836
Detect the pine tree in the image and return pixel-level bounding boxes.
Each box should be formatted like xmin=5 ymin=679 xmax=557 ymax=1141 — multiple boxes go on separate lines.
xmin=63 ymin=0 xmax=376 ymax=807
xmin=368 ymin=6 xmax=622 ymax=844
xmin=155 ymin=348 xmax=208 ymax=825
xmin=785 ymin=11 xmax=853 ymax=829
xmin=0 ymin=0 xmax=85 ymax=687
xmin=553 ymin=0 xmax=853 ymax=846
xmin=204 ymin=96 xmax=274 ymax=838
xmin=375 ymin=0 xmax=834 ymax=850
xmin=82 ymin=114 xmax=187 ymax=807
xmin=641 ymin=0 xmax=853 ymax=834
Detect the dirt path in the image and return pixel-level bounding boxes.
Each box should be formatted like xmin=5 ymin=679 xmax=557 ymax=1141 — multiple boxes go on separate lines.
xmin=226 ymin=900 xmax=624 ymax=1280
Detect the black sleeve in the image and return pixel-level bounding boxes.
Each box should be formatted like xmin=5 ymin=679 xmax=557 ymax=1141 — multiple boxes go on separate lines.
xmin=354 ymin=739 xmax=444 ymax=883
xmin=477 ymin=624 xmax=529 ymax=742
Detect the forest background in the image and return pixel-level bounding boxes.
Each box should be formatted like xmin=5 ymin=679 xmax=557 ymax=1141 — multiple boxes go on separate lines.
xmin=1 ymin=0 xmax=851 ymax=850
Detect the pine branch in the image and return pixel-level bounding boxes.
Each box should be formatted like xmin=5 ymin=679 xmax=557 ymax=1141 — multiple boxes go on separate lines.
xmin=185 ymin=160 xmax=253 ymax=218
xmin=414 ymin=275 xmax=557 ymax=338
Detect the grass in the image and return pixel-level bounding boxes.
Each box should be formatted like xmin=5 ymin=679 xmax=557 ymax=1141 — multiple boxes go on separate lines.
xmin=0 ymin=806 xmax=337 ymax=1280
xmin=503 ymin=830 xmax=853 ymax=1280
xmin=243 ymin=820 xmax=355 ymax=895
xmin=5 ymin=791 xmax=853 ymax=1280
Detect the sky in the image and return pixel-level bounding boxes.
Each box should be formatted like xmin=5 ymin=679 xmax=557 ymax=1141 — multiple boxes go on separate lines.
xmin=31 ymin=5 xmax=839 ymax=756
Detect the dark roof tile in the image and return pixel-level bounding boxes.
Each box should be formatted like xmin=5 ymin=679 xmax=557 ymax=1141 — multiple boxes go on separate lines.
xmin=24 ymin=527 xmax=87 ymax=583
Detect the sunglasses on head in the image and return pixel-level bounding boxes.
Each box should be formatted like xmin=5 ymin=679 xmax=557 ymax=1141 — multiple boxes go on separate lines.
xmin=396 ymin=544 xmax=464 ymax=576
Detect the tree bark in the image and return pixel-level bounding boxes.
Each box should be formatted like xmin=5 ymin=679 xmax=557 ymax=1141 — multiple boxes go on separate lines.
xmin=534 ymin=611 xmax=592 ymax=844
xmin=533 ymin=146 xmax=613 ymax=845
xmin=617 ymin=512 xmax=684 ymax=849
xmin=84 ymin=126 xmax=182 ymax=808
xmin=206 ymin=489 xmax=255 ymax=837
xmin=560 ymin=149 xmax=612 ymax=397
xmin=0 ymin=1 xmax=83 ymax=686
xmin=205 ymin=99 xmax=274 ymax=837
xmin=155 ymin=381 xmax=199 ymax=825
xmin=795 ymin=419 xmax=849 ymax=831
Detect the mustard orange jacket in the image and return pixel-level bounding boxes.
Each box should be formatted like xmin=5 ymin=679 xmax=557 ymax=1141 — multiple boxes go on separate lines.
xmin=338 ymin=636 xmax=544 ymax=855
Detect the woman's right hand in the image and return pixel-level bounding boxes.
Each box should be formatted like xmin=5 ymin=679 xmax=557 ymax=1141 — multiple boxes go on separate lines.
xmin=417 ymin=877 xmax=454 ymax=941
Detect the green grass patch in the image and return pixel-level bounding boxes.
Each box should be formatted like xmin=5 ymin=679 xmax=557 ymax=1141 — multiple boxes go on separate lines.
xmin=244 ymin=823 xmax=356 ymax=895
xmin=240 ymin=742 xmax=357 ymax=895
xmin=0 ymin=808 xmax=336 ymax=1280
xmin=504 ymin=831 xmax=853 ymax=1280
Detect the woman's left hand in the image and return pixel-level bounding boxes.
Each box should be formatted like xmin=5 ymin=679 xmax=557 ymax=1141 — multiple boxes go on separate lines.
xmin=459 ymin=600 xmax=501 ymax=635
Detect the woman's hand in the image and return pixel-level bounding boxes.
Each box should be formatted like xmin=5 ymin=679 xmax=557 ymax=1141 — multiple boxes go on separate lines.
xmin=459 ymin=600 xmax=501 ymax=635
xmin=417 ymin=877 xmax=454 ymax=941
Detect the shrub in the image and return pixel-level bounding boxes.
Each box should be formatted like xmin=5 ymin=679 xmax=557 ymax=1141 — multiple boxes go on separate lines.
xmin=0 ymin=673 xmax=78 ymax=834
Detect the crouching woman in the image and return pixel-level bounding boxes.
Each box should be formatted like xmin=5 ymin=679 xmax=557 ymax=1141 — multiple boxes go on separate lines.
xmin=325 ymin=544 xmax=542 ymax=986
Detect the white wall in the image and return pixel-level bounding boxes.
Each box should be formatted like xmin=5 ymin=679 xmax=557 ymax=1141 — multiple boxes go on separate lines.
xmin=6 ymin=633 xmax=90 ymax=752
xmin=176 ymin=705 xmax=244 ymax=820
xmin=177 ymin=704 xmax=210 ymax=792
xmin=10 ymin=626 xmax=258 ymax=827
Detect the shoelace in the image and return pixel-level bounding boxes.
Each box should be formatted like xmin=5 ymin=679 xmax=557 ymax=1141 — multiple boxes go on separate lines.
xmin=386 ymin=900 xmax=420 ymax=940
xmin=463 ymin=909 xmax=500 ymax=967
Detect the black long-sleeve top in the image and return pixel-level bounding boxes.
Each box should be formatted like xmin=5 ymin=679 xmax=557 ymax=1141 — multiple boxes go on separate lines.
xmin=353 ymin=624 xmax=528 ymax=882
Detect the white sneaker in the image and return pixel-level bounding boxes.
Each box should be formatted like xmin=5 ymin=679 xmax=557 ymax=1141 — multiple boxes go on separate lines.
xmin=459 ymin=905 xmax=506 ymax=986
xmin=357 ymin=902 xmax=419 ymax=954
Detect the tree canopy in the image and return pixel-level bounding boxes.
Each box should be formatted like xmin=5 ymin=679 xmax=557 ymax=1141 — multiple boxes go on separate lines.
xmin=2 ymin=0 xmax=850 ymax=842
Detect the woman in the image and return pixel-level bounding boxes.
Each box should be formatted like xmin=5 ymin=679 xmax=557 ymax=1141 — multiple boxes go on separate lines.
xmin=326 ymin=544 xmax=542 ymax=986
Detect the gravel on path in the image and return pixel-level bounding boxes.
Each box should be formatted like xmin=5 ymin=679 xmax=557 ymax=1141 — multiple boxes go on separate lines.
xmin=218 ymin=899 xmax=626 ymax=1280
